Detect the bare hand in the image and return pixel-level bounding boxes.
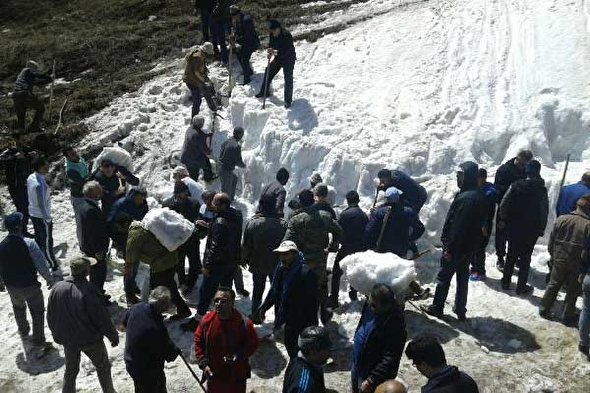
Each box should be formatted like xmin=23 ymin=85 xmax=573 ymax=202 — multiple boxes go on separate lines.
xmin=360 ymin=380 xmax=372 ymax=393
xmin=204 ymin=366 xmax=213 ymax=378
xmin=116 ymin=186 xmax=126 ymax=196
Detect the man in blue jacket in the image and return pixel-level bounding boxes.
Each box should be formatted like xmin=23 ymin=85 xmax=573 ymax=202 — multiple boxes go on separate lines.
xmin=556 ymin=172 xmax=590 ymax=217
xmin=229 ymin=5 xmax=260 ymax=84
xmin=377 ymin=169 xmax=428 ymax=214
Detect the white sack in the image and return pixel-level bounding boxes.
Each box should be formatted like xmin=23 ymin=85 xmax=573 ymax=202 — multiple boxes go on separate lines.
xmin=142 ymin=207 xmax=195 ymax=251
xmin=92 ymin=146 xmax=134 ymax=172
xmin=340 ymin=250 xmax=417 ymax=298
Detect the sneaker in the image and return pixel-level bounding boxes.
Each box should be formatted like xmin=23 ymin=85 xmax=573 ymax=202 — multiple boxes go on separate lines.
xmin=539 ymin=310 xmax=554 ymax=320
xmin=515 ymin=285 xmax=534 ymax=295
xmin=421 ymin=304 xmax=444 ymax=318
xmin=453 ymin=308 xmax=466 ymax=321
xmin=180 ymin=317 xmax=201 ymax=332
xmin=237 ymin=288 xmax=250 ymax=297
xmin=469 ymin=272 xmax=481 ymax=281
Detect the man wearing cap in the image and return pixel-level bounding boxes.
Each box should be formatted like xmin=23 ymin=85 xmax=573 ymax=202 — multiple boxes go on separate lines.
xmin=13 ymin=60 xmax=53 ymax=132
xmin=0 ymin=212 xmax=53 ymax=349
xmin=47 ymin=256 xmax=118 ymax=393
xmin=258 ymin=240 xmax=319 ymax=357
xmin=229 ymin=5 xmax=260 ymax=84
xmin=163 ymin=182 xmax=202 ymax=294
xmin=282 ymin=326 xmax=331 ymax=393
xmin=255 ymin=20 xmax=297 ymax=109
xmin=183 ymin=42 xmax=219 ymax=116
xmin=365 ymin=186 xmax=425 ymax=257
xmin=498 ymin=159 xmax=548 ymax=295
xmin=171 ymin=165 xmax=205 ymax=204
xmin=180 ymin=115 xmax=215 ymax=183
xmin=219 ymin=126 xmax=246 ymax=201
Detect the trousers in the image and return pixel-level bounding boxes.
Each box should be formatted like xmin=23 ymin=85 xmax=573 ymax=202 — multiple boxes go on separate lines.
xmin=260 ymin=58 xmax=295 ymax=105
xmin=432 ymin=254 xmax=470 ymax=316
xmin=220 ymin=168 xmax=238 ymax=201
xmin=13 ymin=91 xmax=44 ymax=130
xmin=580 ymin=275 xmax=590 ymax=347
xmin=7 ymin=283 xmax=45 ymax=345
xmin=63 ymin=341 xmax=115 ymax=393
xmin=31 ymin=217 xmax=59 ymax=270
xmin=540 ymin=259 xmax=582 ymax=319
xmin=502 ymin=235 xmax=537 ymax=289
xmin=197 ymin=266 xmax=235 ymax=315
xmin=150 ymin=267 xmax=190 ymax=315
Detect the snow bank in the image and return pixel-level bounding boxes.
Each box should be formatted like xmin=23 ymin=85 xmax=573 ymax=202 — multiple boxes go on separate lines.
xmin=92 ymin=146 xmax=134 ymax=172
xmin=142 ymin=207 xmax=194 ymax=251
xmin=340 ymin=251 xmax=417 ymax=298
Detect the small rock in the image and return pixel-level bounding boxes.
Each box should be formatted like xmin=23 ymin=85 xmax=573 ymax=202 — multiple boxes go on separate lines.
xmin=148 ymin=15 xmax=157 ymax=22
xmin=480 ymin=345 xmax=490 ymax=354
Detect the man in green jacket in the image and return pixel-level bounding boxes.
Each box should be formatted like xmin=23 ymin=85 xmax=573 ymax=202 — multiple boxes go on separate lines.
xmin=125 ymin=222 xmax=191 ymax=318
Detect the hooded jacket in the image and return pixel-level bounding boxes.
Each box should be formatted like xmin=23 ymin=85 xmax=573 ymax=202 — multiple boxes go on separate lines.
xmin=499 ymin=177 xmax=548 ymax=239
xmin=203 ymin=207 xmax=243 ymax=271
xmin=494 ymin=158 xmax=526 ymax=202
xmin=440 ymin=162 xmax=486 ymax=257
xmin=242 ymin=213 xmax=288 ymax=276
xmin=284 ymin=207 xmax=342 ymax=262
xmin=422 ymin=366 xmax=479 ymax=393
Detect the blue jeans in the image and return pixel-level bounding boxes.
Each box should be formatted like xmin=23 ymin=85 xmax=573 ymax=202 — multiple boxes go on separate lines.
xmin=580 ymin=274 xmax=590 ymax=347
xmin=432 ymin=254 xmax=470 ymax=316
xmin=197 ymin=266 xmax=235 ymax=315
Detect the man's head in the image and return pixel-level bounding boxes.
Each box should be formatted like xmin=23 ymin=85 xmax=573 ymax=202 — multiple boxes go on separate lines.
xmin=477 ymin=168 xmax=487 ymax=188
xmin=192 ymin=115 xmax=206 ymax=130
xmin=69 ymin=256 xmax=97 ymax=279
xmin=230 ymin=5 xmax=241 ymax=23
xmin=313 ymin=183 xmax=329 ymax=202
xmin=456 ymin=161 xmax=479 ymax=190
xmin=25 ymin=60 xmax=40 ymax=70
xmin=298 ymin=326 xmax=332 ymax=366
xmin=298 ymin=189 xmax=315 ymax=208
xmin=276 ymin=167 xmax=290 ymax=185
xmin=3 ymin=212 xmax=24 ymax=234
xmin=274 ymin=240 xmax=299 ymax=266
xmin=212 ymin=192 xmax=231 ymax=213
xmin=525 ymin=159 xmax=541 ymax=179
xmin=233 ymin=127 xmax=245 ymax=141
xmin=309 ymin=173 xmax=323 ymax=189
xmin=377 ymin=169 xmax=393 ymax=189
xmin=83 ymin=180 xmax=103 ymax=201
xmin=32 ymin=156 xmax=49 ymax=175
xmin=582 ymin=172 xmax=590 ymax=187
xmin=131 ymin=188 xmax=147 ymax=207
xmin=374 ymin=380 xmax=407 ymax=393
xmin=149 ymin=286 xmax=172 ymax=314
xmin=173 ymin=181 xmax=190 ymax=201
xmin=384 ymin=186 xmax=403 ymax=204
xmin=259 ymin=193 xmax=278 ymax=215
xmin=63 ymin=146 xmax=80 ymax=163
xmin=100 ymin=159 xmax=116 ymax=177
xmin=346 ymin=190 xmax=360 ymax=207
xmin=368 ymin=283 xmax=397 ymax=316
xmin=213 ymin=287 xmax=235 ymax=319
xmin=405 ymin=334 xmax=447 ymax=378
xmin=202 ymin=190 xmax=216 ymax=208
xmin=199 ymin=42 xmax=215 ymax=56
xmin=269 ymin=20 xmax=281 ymax=37
xmin=515 ymin=149 xmax=533 ymax=169
xmin=172 ymin=166 xmax=189 ymax=182
xmin=576 ymin=194 xmax=590 ymax=215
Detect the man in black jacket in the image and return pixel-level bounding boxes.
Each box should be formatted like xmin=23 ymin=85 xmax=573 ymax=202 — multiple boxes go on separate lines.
xmin=283 ymin=326 xmax=331 ymax=393
xmin=162 ymin=181 xmax=202 ymax=294
xmin=0 ymin=146 xmax=35 ymax=237
xmin=256 ymin=20 xmax=297 ymax=108
xmin=78 ymin=181 xmax=111 ymax=300
xmin=219 ymin=126 xmax=246 ymax=201
xmin=313 ymin=183 xmax=337 ymax=220
xmin=229 ymin=5 xmax=260 ymax=84
xmin=47 ymin=256 xmax=119 ymax=393
xmin=194 ymin=0 xmax=215 ymax=42
xmin=493 ymin=150 xmax=533 ymax=270
xmin=498 ymin=160 xmax=548 ymax=295
xmin=423 ymin=162 xmax=485 ymax=321
xmin=180 ymin=115 xmax=215 ymax=183
xmin=329 ymin=190 xmax=368 ymax=305
xmin=91 ymin=159 xmax=140 ymax=219
xmin=258 ymin=241 xmax=319 ymax=358
xmin=124 ymin=286 xmax=181 ymax=393
xmin=405 ymin=335 xmax=479 ymax=393
xmin=13 ymin=60 xmax=53 ymax=132
xmin=258 ymin=167 xmax=290 ymax=216
xmin=351 ymin=284 xmax=407 ymax=393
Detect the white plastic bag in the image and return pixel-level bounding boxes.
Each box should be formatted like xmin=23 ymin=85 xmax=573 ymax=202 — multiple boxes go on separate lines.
xmin=142 ymin=207 xmax=195 ymax=251
xmin=92 ymin=146 xmax=134 ymax=172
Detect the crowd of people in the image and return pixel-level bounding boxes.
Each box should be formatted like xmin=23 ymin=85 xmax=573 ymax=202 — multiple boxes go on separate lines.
xmin=1 ymin=1 xmax=590 ymax=392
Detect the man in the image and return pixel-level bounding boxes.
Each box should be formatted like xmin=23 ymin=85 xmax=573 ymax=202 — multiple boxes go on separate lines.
xmin=499 ymin=159 xmax=548 ymax=295
xmin=243 ymin=194 xmax=288 ymax=320
xmin=556 ymin=172 xmax=590 ymax=217
xmin=469 ymin=169 xmax=497 ymax=281
xmin=229 ymin=5 xmax=260 ymax=84
xmin=258 ymin=167 xmax=290 ymax=216
xmin=197 ymin=193 xmax=243 ymax=317
xmin=64 ymin=147 xmax=90 ymax=244
xmin=405 ymin=335 xmax=479 ymax=392
xmin=172 ymin=165 xmax=205 ymax=204
xmin=125 ymin=218 xmax=191 ymax=317
xmin=194 ymin=0 xmax=215 ymax=42
xmin=47 ymin=256 xmax=118 ymax=393
xmin=352 ymin=284 xmax=406 ymax=393
xmin=255 ymin=20 xmax=297 ymax=109
xmin=493 ymin=149 xmax=533 ymax=270
xmin=162 ymin=181 xmax=202 ymax=294
xmin=183 ymin=42 xmax=218 ymax=116
xmin=180 ymin=115 xmax=215 ymax=183
xmin=13 ymin=60 xmax=53 ymax=132
xmin=423 ymin=162 xmax=485 ymax=321
xmin=124 ymin=286 xmax=181 ymax=392
xmin=258 ymin=241 xmax=319 ymax=358
xmin=313 ymin=183 xmax=337 ymax=220
xmin=194 ymin=288 xmax=258 ymax=393
xmin=27 ymin=156 xmax=60 ymax=271
xmin=0 ymin=146 xmax=36 ymax=237
xmin=309 ymin=173 xmax=323 ymax=190
xmin=219 ymin=127 xmax=246 ymax=201
xmin=365 ymin=187 xmax=425 ymax=257
xmin=211 ymin=0 xmax=231 ymax=64
xmin=377 ymin=169 xmax=428 ymax=214
xmin=108 ymin=187 xmax=149 ymax=256
xmin=282 ymin=326 xmax=331 ymax=393
xmin=329 ymin=190 xmax=368 ymax=305
xmin=539 ymin=194 xmax=590 ymax=324
xmin=579 ymin=237 xmax=590 ymax=361
xmin=284 ymin=189 xmax=342 ymax=323
xmin=78 ymin=181 xmax=111 ymax=300
xmin=0 ymin=213 xmax=53 ymax=351
xmin=91 ymin=158 xmax=139 ymax=219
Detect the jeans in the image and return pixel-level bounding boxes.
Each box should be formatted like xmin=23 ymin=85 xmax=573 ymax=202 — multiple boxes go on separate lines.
xmin=432 ymin=254 xmax=470 ymax=316
xmin=502 ymin=235 xmax=537 ymax=289
xmin=31 ymin=217 xmax=59 ymax=270
xmin=260 ymin=58 xmax=295 ymax=105
xmin=90 ymin=258 xmax=107 ymax=294
xmin=580 ymin=274 xmax=590 ymax=347
xmin=63 ymin=341 xmax=115 ymax=393
xmin=176 ymin=235 xmax=201 ymax=287
xmin=150 ymin=267 xmax=190 ymax=315
xmin=540 ymin=260 xmax=582 ymax=319
xmin=13 ymin=91 xmax=44 ymax=130
xmin=197 ymin=266 xmax=235 ymax=315
xmin=251 ymin=273 xmax=273 ymax=315
xmin=6 ymin=283 xmax=45 ymax=345
xmin=220 ymin=168 xmax=238 ymax=201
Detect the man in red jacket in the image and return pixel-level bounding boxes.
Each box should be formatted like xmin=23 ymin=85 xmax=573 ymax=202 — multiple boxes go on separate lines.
xmin=194 ymin=287 xmax=258 ymax=393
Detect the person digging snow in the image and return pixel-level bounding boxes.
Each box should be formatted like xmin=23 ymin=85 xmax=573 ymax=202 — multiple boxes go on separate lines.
xmin=229 ymin=5 xmax=260 ymax=85
xmin=183 ymin=42 xmax=220 ymax=116
xmin=13 ymin=60 xmax=53 ymax=133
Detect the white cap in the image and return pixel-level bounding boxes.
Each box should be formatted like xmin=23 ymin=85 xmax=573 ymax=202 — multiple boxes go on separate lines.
xmin=273 ymin=240 xmax=299 ymax=254
xmin=199 ymin=42 xmax=215 ymax=55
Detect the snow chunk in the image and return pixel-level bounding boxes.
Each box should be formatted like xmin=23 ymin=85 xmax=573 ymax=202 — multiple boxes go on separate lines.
xmin=340 ymin=251 xmax=417 ymax=298
xmin=142 ymin=208 xmax=194 ymax=251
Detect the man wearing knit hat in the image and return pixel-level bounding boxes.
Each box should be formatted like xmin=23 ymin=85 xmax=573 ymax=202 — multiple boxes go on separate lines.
xmin=183 ymin=42 xmax=219 ymax=116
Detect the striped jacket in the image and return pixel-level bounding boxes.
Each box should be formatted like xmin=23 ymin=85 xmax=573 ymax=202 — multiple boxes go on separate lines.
xmin=283 ymin=356 xmax=325 ymax=393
